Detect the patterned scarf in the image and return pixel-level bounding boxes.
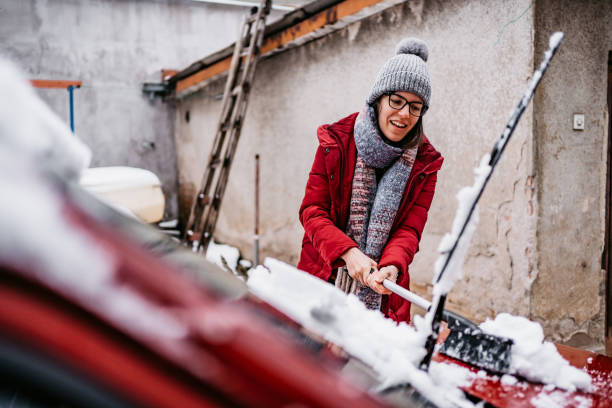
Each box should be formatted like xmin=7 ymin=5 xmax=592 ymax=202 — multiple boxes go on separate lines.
xmin=335 ymin=105 xmax=418 ymax=310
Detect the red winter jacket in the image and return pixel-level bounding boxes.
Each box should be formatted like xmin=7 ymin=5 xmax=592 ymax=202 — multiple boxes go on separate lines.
xmin=297 ymin=112 xmax=443 ymax=323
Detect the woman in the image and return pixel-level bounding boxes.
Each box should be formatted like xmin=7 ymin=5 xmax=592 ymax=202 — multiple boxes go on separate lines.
xmin=297 ymin=38 xmax=443 ymax=323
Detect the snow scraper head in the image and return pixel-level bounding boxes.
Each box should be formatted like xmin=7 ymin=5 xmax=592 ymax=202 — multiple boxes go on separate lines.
xmin=382 ymin=279 xmax=514 ymax=373
xmin=440 ymin=319 xmax=514 ymax=374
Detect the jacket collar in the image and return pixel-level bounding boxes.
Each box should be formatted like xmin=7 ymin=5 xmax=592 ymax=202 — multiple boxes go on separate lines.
xmin=317 ymin=112 xmax=358 ymax=150
xmin=318 ymin=112 xmax=443 ymax=174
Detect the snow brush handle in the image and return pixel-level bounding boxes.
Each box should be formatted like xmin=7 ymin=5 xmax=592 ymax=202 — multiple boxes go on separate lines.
xmin=383 ymin=280 xmax=430 ymax=310
xmin=383 ymin=280 xmax=478 ymax=330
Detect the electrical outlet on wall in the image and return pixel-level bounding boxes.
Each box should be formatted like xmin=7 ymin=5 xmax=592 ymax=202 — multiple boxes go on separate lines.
xmin=573 ymin=113 xmax=585 ymax=130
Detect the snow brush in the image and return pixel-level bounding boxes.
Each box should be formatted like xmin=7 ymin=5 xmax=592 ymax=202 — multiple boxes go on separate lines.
xmin=417 ymin=32 xmax=565 ymax=373
xmin=383 ymin=279 xmax=514 ymax=373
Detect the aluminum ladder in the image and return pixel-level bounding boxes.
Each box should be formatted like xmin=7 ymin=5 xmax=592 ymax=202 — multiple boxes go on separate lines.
xmin=184 ymin=0 xmax=271 ymax=252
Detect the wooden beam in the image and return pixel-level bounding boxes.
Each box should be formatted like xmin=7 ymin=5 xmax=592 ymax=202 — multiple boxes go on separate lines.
xmin=176 ymin=0 xmax=384 ymax=93
xmin=177 ymin=59 xmax=232 ymax=93
xmin=30 ymin=80 xmax=82 ymax=89
xmin=161 ymin=69 xmax=178 ymax=81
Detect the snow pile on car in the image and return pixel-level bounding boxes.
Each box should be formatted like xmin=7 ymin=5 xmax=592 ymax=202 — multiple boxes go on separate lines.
xmin=0 ymin=58 xmax=187 ymax=341
xmin=249 ymin=258 xmax=476 ymax=408
xmin=480 ymin=313 xmax=591 ymax=392
xmin=249 ymin=257 xmax=593 ymax=406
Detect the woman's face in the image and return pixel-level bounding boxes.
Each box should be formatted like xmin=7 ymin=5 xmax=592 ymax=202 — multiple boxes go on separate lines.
xmin=377 ymin=91 xmax=423 ymax=143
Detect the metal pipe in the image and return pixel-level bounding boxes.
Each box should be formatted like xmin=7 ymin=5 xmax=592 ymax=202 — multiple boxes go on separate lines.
xmin=68 ymin=85 xmax=75 ymax=132
xmin=254 ymin=154 xmax=260 ymax=265
xmin=383 ymin=279 xmax=479 ymax=330
xmin=382 ymin=280 xmax=431 ymax=311
xmin=191 ymin=0 xmax=295 ymax=11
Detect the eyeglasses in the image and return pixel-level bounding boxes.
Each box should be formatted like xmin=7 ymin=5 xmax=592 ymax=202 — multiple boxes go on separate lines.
xmin=386 ymin=93 xmax=427 ymax=117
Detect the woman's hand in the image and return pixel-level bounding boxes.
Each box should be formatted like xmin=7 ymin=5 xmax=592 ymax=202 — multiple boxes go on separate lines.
xmin=367 ymin=265 xmax=399 ymax=295
xmin=340 ymin=247 xmax=378 ymax=285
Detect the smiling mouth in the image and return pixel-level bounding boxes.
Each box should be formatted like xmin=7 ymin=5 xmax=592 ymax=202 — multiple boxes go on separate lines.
xmin=390 ymin=120 xmax=407 ymax=129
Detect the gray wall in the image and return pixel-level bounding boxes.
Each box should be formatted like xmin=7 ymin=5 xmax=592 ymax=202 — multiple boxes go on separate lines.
xmin=0 ymin=0 xmax=260 ymax=218
xmin=532 ymin=0 xmax=612 ymax=350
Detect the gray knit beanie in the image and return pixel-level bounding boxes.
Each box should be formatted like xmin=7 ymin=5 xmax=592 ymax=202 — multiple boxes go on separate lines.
xmin=366 ymin=37 xmax=431 ymax=107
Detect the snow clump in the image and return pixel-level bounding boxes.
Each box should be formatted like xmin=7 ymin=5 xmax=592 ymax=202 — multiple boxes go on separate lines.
xmin=432 ymin=153 xmax=490 ymax=297
xmin=206 ymin=239 xmax=240 ymax=273
xmin=0 ymin=58 xmax=91 ymax=182
xmin=480 ymin=313 xmax=591 ymax=392
xmin=248 ymin=258 xmax=477 ymax=408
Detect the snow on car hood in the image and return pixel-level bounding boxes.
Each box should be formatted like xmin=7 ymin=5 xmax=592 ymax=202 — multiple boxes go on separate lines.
xmin=480 ymin=313 xmax=591 ymax=392
xmin=0 ymin=58 xmax=187 ymax=341
xmin=248 ymin=258 xmax=476 ymax=408
xmin=0 ymin=59 xmax=91 ymax=182
xmin=248 ymin=258 xmax=592 ymax=407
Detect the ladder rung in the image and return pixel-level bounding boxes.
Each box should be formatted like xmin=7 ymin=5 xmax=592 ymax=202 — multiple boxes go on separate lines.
xmin=187 ymin=231 xmax=202 ymax=242
xmin=231 ymin=83 xmax=250 ymax=96
xmin=198 ymin=194 xmax=211 ymax=205
xmin=209 ymin=158 xmax=221 ymax=168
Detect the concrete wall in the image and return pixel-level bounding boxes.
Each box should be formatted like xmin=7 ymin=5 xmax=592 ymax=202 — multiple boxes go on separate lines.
xmin=175 ymin=0 xmax=612 ymax=351
xmin=0 ymin=0 xmax=260 ymax=218
xmin=532 ymin=0 xmax=612 ymax=351
xmin=176 ymin=0 xmax=536 ymax=312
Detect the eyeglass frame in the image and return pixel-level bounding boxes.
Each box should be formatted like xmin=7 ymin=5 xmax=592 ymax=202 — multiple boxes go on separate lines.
xmin=384 ymin=92 xmax=428 ymax=117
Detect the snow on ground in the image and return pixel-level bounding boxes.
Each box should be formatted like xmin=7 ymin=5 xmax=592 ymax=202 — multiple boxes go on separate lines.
xmin=248 ymin=258 xmax=476 ymax=408
xmin=206 ymin=239 xmax=241 ymax=274
xmin=480 ymin=313 xmax=591 ymax=392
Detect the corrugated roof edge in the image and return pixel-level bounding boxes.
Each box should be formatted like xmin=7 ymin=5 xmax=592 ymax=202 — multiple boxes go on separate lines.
xmin=172 ymin=0 xmax=407 ymax=98
xmin=168 ymin=0 xmax=342 ymax=85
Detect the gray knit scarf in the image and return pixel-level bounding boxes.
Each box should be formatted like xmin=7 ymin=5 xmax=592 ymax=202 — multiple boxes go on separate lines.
xmin=335 ymin=105 xmax=418 ymax=310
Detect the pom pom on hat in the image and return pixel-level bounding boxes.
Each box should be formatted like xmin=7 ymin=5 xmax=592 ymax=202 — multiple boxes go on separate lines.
xmin=395 ymin=37 xmax=428 ymax=62
xmin=366 ymin=37 xmax=432 ymax=107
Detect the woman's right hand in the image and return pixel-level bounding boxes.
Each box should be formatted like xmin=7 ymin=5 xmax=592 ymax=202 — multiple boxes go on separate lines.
xmin=340 ymin=247 xmax=378 ymax=285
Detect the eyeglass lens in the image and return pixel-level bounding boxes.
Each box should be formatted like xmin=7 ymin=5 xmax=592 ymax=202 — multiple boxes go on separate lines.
xmin=388 ymin=93 xmax=424 ymax=117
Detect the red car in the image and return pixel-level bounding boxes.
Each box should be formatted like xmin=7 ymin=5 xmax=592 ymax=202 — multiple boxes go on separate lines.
xmin=0 ymin=173 xmax=397 ymax=407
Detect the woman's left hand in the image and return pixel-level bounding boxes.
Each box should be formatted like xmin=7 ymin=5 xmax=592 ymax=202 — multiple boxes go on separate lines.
xmin=367 ymin=265 xmax=399 ymax=295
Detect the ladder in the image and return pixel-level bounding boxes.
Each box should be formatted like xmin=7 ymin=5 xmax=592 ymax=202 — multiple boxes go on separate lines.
xmin=184 ymin=0 xmax=271 ymax=252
